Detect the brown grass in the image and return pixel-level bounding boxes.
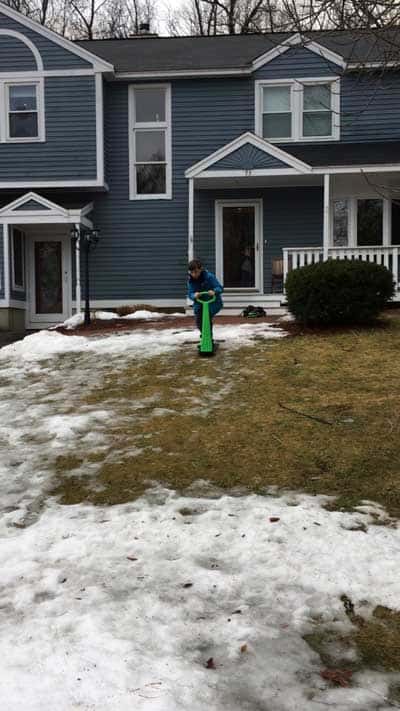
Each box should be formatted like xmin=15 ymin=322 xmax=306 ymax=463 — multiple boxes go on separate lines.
xmin=305 ymin=601 xmax=400 ymax=684
xmin=49 ymin=312 xmax=400 ymax=515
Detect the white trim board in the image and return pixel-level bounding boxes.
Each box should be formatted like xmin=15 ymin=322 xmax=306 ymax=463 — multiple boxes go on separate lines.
xmin=0 ymin=179 xmax=105 ymax=188
xmin=185 ymin=132 xmax=311 ymax=179
xmin=0 ymin=1 xmax=114 ymax=73
xmin=0 ymin=28 xmax=43 ymax=70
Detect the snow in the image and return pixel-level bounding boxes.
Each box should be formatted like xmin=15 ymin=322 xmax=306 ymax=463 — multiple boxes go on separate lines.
xmin=1 ymin=322 xmax=400 ymax=710
xmin=0 ymin=490 xmax=399 ymax=711
xmin=61 ymin=309 xmax=189 ymax=329
xmin=122 ymin=309 xmax=168 ymax=320
xmin=0 ymin=321 xmax=285 ymax=365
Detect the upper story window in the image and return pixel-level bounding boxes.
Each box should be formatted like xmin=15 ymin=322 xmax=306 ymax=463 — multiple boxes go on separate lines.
xmin=0 ymin=79 xmax=44 ymax=143
xmin=256 ymin=78 xmax=340 ymax=142
xmin=129 ymin=84 xmax=172 ymax=200
xmin=8 ymin=84 xmax=39 ymax=139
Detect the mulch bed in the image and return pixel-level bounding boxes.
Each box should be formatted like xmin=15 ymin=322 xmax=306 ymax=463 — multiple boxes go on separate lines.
xmin=55 ymin=314 xmax=282 ymax=338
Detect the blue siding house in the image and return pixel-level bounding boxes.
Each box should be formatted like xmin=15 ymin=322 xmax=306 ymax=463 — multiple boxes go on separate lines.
xmin=0 ymin=4 xmax=399 ymax=329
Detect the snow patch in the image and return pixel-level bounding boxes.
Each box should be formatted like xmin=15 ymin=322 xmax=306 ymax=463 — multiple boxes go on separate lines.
xmin=0 ymin=490 xmax=399 ymax=710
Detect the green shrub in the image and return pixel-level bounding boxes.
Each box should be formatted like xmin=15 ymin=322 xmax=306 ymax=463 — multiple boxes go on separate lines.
xmin=285 ymin=258 xmax=395 ymax=326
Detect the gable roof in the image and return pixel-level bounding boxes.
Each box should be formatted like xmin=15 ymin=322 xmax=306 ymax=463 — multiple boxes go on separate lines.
xmin=186 ymin=133 xmax=311 ymax=178
xmin=0 ymin=191 xmax=93 ymax=221
xmin=78 ymin=27 xmax=400 ymax=76
xmin=0 ymin=1 xmax=114 ymax=72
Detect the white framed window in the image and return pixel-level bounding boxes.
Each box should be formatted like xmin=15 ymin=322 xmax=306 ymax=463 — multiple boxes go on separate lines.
xmin=1 ymin=79 xmax=45 ymax=143
xmin=255 ymin=78 xmax=340 ymax=142
xmin=331 ymin=197 xmax=391 ymax=247
xmin=11 ymin=227 xmax=25 ymax=291
xmin=129 ymin=84 xmax=172 ymax=200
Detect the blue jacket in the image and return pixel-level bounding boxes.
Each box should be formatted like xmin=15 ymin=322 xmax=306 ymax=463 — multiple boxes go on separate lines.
xmin=187 ymin=270 xmax=224 ymax=316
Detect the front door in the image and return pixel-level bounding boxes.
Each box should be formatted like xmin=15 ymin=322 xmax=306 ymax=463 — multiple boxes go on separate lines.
xmin=216 ymin=200 xmax=262 ymax=291
xmin=27 ymin=231 xmax=71 ymax=328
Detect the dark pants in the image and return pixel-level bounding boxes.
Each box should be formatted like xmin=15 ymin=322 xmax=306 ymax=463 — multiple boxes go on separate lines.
xmin=195 ymin=306 xmax=213 ymax=340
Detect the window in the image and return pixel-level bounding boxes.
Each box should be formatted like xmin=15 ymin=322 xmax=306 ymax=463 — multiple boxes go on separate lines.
xmin=302 ymin=84 xmax=332 ymax=138
xmin=12 ymin=228 xmax=25 ymax=291
xmin=262 ymin=85 xmax=292 ymax=140
xmin=357 ymin=199 xmax=383 ymax=246
xmin=333 ymin=200 xmax=349 ymax=246
xmin=257 ymin=78 xmax=339 ymax=142
xmin=8 ymin=84 xmax=38 ymax=139
xmin=392 ymin=201 xmax=400 ymax=245
xmin=331 ymin=198 xmax=386 ymax=247
xmin=129 ymin=85 xmax=171 ymax=199
xmin=3 ymin=80 xmax=44 ymax=142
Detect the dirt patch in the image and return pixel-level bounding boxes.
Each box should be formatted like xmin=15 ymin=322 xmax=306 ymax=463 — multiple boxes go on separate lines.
xmin=55 ymin=314 xmax=281 ymax=337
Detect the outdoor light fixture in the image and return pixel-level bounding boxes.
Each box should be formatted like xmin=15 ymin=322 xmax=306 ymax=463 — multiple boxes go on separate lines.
xmin=70 ymin=226 xmax=100 ymax=327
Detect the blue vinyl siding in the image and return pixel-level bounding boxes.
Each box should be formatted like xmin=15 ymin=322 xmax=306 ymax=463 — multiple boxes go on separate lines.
xmin=0 ymin=34 xmax=37 ymax=70
xmin=212 ymin=144 xmax=289 ymax=170
xmin=91 ymin=78 xmax=253 ymax=300
xmin=254 ymin=47 xmax=339 ymax=80
xmin=0 ymin=12 xmax=91 ymax=69
xmin=0 ymin=226 xmax=3 ymax=299
xmin=0 ymin=76 xmax=97 ymax=181
xmin=194 ymin=187 xmax=323 ymax=293
xmin=341 ymin=71 xmax=400 ymax=142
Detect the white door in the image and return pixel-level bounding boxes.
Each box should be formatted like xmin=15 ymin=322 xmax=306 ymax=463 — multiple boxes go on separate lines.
xmin=215 ymin=200 xmax=263 ymax=291
xmin=27 ymin=228 xmax=71 ymax=328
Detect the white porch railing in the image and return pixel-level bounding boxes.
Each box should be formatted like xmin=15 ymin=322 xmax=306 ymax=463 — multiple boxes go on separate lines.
xmin=283 ymin=246 xmax=399 ymax=287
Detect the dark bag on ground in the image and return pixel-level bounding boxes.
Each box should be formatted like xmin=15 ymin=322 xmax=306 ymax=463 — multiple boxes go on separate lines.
xmin=241 ymin=305 xmax=266 ymax=318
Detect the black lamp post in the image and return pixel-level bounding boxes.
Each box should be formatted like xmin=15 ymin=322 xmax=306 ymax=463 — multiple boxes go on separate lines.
xmin=70 ymin=226 xmax=100 ymax=326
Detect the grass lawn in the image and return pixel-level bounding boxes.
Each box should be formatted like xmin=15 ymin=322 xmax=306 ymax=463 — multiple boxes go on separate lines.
xmin=3 ymin=314 xmax=400 ymax=706
xmin=53 ymin=312 xmax=400 ymax=519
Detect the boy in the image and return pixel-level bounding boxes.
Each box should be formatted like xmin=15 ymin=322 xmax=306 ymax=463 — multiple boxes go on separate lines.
xmin=187 ymin=259 xmax=224 ymax=341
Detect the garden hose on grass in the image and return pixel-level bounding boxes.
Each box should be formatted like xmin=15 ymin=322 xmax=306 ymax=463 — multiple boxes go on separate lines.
xmin=196 ymin=291 xmax=216 ymax=357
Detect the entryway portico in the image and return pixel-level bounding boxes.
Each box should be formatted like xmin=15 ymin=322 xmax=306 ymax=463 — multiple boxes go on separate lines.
xmin=186 ymin=132 xmax=400 ymax=310
xmin=0 ymin=192 xmax=93 ymax=330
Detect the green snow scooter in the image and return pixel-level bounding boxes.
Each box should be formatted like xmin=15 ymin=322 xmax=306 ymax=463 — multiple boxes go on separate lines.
xmin=196 ymin=291 xmax=216 ymax=357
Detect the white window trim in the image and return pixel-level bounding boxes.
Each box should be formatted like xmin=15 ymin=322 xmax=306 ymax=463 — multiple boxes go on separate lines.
xmin=11 ymin=226 xmax=25 ymax=292
xmin=128 ymin=83 xmax=172 ymax=200
xmin=330 ymin=196 xmax=393 ymax=247
xmin=0 ymin=77 xmax=45 ymax=143
xmin=255 ymin=77 xmax=340 ymax=143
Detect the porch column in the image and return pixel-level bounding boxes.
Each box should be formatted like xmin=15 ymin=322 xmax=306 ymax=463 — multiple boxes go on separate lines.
xmin=3 ymin=223 xmax=10 ymax=305
xmin=323 ymin=174 xmax=330 ymax=260
xmin=75 ymin=223 xmax=81 ymax=314
xmin=188 ymin=178 xmax=194 ymax=263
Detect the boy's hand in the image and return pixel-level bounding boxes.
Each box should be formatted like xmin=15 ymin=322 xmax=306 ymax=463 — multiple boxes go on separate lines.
xmin=194 ymin=292 xmax=200 ymax=299
xmin=208 ymin=290 xmax=215 ymax=296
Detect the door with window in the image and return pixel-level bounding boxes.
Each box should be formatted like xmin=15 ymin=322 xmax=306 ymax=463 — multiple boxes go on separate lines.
xmin=27 ymin=229 xmax=71 ymax=328
xmin=216 ymin=201 xmax=262 ymax=291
